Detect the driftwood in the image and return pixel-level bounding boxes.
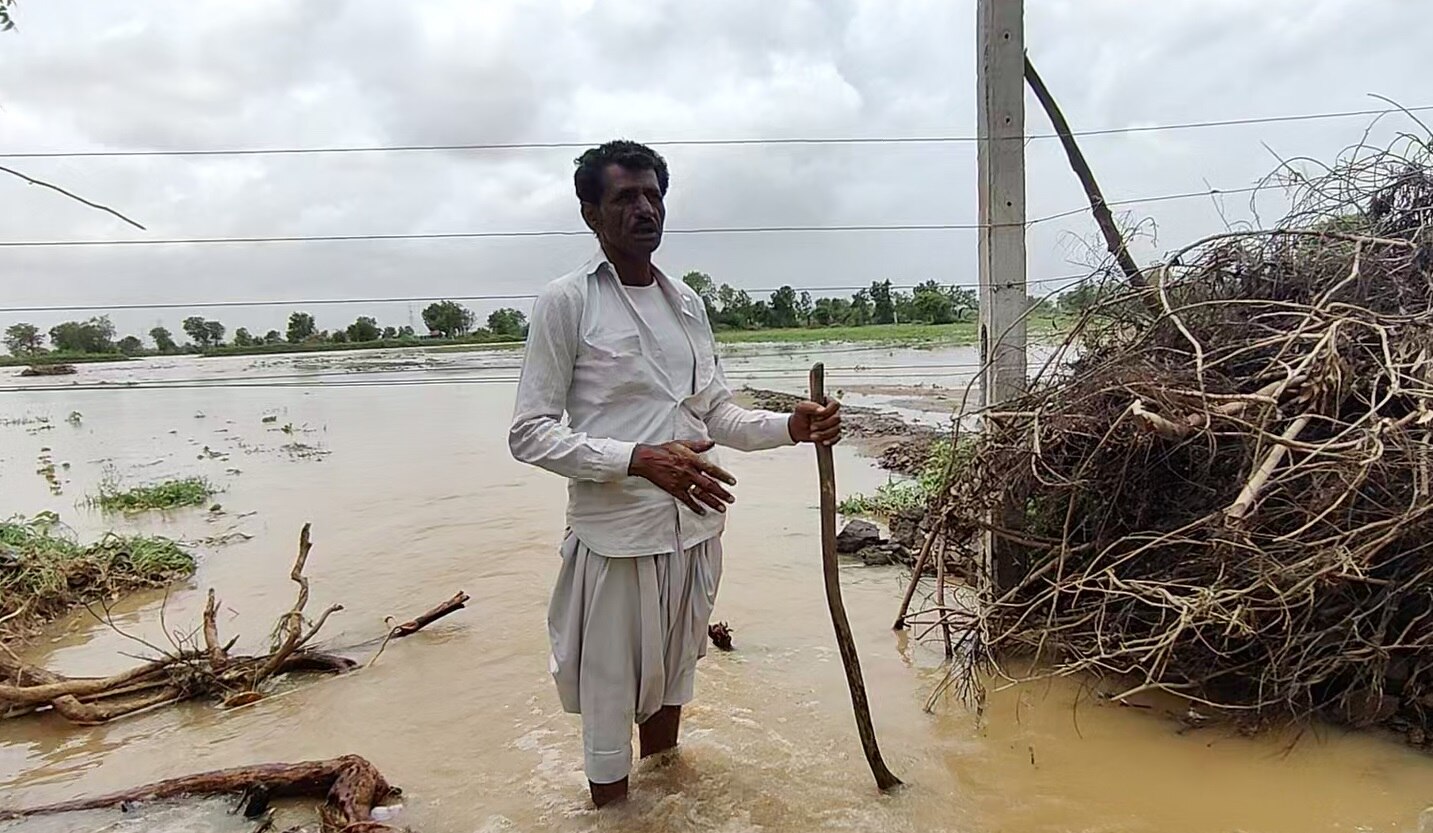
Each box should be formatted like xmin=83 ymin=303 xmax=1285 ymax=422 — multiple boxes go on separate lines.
xmin=0 ymin=754 xmax=402 ymax=832
xmin=0 ymin=523 xmax=467 ymax=725
xmin=387 ymin=591 xmax=469 ymax=638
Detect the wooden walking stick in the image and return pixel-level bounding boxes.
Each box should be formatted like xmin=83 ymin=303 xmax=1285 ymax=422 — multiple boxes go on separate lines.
xmin=809 ymin=362 xmax=903 ymax=791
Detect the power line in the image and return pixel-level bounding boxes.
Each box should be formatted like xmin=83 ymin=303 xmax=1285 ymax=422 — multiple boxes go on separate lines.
xmin=1 ymin=105 xmax=1425 ymax=160
xmin=0 ymin=180 xmax=1265 ymax=251
xmin=0 ymin=223 xmax=994 ymax=249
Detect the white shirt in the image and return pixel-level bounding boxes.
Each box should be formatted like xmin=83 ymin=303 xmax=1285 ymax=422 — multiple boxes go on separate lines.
xmin=509 ymin=253 xmax=795 ymax=557
xmin=623 ymin=282 xmax=696 ymax=398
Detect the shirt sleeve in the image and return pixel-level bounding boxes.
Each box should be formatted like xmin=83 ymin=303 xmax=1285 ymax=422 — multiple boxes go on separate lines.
xmin=508 ymin=286 xmax=637 ymax=481
xmin=702 ymin=353 xmax=796 ymax=452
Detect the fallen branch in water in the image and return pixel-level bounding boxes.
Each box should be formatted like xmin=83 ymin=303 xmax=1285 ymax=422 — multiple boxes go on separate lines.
xmin=0 ymin=523 xmax=468 ymax=725
xmin=0 ymin=755 xmax=403 ymax=832
xmin=387 ymin=591 xmax=469 ymax=639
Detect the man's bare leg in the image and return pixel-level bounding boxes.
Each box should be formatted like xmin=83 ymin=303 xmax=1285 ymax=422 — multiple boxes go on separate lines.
xmin=639 ymin=705 xmax=682 ymax=757
xmin=590 ymin=777 xmax=628 ymax=807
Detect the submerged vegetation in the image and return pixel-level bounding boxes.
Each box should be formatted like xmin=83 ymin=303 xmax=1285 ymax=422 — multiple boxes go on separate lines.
xmin=0 ymin=513 xmax=194 ymax=640
xmin=840 ymin=440 xmax=965 ymax=517
xmin=90 ymin=476 xmax=216 ymax=512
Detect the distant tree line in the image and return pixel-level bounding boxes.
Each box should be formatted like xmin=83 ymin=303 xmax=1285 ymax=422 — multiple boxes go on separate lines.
xmin=681 ymin=273 xmax=981 ymax=330
xmin=2 ymin=301 xmax=529 ymax=359
xmin=3 ymin=277 xmax=1095 ymax=360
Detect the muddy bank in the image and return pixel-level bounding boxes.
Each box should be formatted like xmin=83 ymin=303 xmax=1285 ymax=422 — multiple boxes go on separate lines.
xmin=738 ymin=386 xmax=944 ymax=478
xmin=739 ymin=386 xmax=942 ymax=568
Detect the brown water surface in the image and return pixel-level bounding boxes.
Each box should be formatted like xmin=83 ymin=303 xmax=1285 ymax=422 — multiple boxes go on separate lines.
xmin=2 ymin=347 xmax=1431 ymax=832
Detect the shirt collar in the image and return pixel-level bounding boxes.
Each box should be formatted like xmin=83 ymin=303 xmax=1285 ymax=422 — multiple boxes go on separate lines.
xmin=585 ymin=251 xmax=697 ymax=319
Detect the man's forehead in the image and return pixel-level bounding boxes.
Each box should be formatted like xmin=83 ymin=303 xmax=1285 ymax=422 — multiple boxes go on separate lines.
xmin=603 ymin=163 xmax=660 ymax=190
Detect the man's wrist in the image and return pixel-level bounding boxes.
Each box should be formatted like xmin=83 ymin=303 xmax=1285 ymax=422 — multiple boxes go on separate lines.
xmin=628 ymin=443 xmax=653 ymax=477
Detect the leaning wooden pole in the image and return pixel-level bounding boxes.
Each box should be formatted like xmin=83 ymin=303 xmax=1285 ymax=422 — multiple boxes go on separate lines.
xmin=810 ymin=362 xmax=902 ymax=792
xmin=1022 ymin=53 xmax=1146 ymax=288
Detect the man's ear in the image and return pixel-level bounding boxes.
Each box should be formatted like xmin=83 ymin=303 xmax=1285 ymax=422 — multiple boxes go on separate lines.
xmin=580 ymin=202 xmax=602 ymax=236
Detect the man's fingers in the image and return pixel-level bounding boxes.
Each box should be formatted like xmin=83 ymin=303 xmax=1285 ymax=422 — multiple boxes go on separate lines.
xmin=695 ymin=489 xmax=728 ymax=513
xmin=693 ymin=457 xmax=737 ymax=486
xmin=811 ymin=414 xmax=842 ymax=432
xmin=692 ymin=472 xmax=735 ymax=505
xmin=675 ymin=487 xmax=708 ymax=516
xmin=676 ymin=439 xmax=716 ymax=454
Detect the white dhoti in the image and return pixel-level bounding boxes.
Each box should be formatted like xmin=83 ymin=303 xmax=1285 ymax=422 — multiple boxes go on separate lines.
xmin=547 ymin=532 xmax=723 ymax=784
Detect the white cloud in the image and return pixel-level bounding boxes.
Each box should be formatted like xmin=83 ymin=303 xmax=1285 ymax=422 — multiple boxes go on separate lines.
xmin=0 ymin=0 xmax=1426 ymax=339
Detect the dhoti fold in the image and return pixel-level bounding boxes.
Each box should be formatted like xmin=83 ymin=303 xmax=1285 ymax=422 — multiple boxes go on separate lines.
xmin=547 ymin=532 xmax=723 ymax=784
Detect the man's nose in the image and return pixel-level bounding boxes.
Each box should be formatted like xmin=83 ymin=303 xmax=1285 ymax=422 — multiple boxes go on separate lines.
xmin=634 ymin=195 xmax=656 ymax=216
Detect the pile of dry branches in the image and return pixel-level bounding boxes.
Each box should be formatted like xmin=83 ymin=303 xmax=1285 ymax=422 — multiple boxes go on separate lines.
xmin=1 ymin=523 xmax=468 ymax=725
xmin=928 ymin=135 xmax=1433 ymax=741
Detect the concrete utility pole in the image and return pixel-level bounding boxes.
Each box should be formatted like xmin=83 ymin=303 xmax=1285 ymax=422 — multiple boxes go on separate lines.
xmin=976 ymin=0 xmax=1028 ymax=593
xmin=976 ymin=0 xmax=1027 ymax=409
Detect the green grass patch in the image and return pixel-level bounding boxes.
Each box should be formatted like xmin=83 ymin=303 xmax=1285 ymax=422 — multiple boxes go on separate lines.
xmin=90 ymin=476 xmax=216 ymax=513
xmin=714 ymin=315 xmax=1067 ymax=346
xmin=0 ymin=513 xmax=195 ymax=639
xmin=839 ymin=440 xmax=970 ymax=517
xmin=0 ymin=352 xmax=131 ymax=368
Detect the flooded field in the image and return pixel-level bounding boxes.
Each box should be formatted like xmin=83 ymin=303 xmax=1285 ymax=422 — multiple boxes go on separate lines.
xmin=3 ymin=343 xmax=1433 ymax=833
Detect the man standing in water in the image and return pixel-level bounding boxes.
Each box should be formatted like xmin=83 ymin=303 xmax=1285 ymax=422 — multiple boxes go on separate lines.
xmin=509 ymin=140 xmax=842 ymax=806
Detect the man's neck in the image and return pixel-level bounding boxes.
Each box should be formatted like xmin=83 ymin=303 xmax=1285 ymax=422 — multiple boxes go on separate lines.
xmin=602 ymin=245 xmax=655 ymax=287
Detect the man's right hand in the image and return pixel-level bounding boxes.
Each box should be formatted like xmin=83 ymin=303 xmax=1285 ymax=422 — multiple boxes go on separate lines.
xmin=628 ymin=440 xmax=737 ymax=516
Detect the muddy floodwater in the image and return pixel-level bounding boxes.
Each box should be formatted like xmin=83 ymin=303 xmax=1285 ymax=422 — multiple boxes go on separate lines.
xmin=3 ymin=343 xmax=1433 ymax=833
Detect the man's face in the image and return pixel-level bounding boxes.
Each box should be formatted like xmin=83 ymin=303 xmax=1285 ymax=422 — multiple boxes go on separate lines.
xmin=583 ymin=164 xmax=665 ymax=256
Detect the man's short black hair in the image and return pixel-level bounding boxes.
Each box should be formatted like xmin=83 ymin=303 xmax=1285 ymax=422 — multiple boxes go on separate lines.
xmin=574 ymin=140 xmax=669 ymax=205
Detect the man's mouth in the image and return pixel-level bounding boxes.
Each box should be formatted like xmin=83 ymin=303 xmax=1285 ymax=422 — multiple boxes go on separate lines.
xmin=633 ymin=222 xmax=659 ymax=236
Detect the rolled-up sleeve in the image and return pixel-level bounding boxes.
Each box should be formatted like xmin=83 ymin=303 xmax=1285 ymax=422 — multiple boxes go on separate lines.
xmin=702 ymin=356 xmax=795 ymax=452
xmin=508 ymin=286 xmax=636 ymax=481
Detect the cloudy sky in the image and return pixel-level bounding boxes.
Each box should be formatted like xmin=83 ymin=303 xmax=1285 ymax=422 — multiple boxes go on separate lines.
xmin=0 ymin=0 xmax=1427 ymax=341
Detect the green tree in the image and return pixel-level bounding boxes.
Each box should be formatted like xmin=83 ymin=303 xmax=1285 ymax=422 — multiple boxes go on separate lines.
xmin=50 ymin=316 xmax=115 ymax=353
xmin=951 ymin=287 xmax=979 ymax=321
xmin=346 ymin=316 xmax=381 ymax=343
xmin=768 ymin=286 xmax=799 ymax=328
xmin=715 ymin=284 xmax=757 ymax=329
xmin=911 ymin=280 xmax=956 ymax=324
xmin=4 ymin=322 xmax=43 ymax=356
xmin=796 ymin=291 xmax=814 ymax=326
xmin=287 ymin=311 xmax=317 ymax=343
xmin=117 ymin=335 xmax=144 ymax=355
xmin=397 ymin=325 xmax=416 ymax=338
xmin=892 ymin=290 xmax=916 ymax=324
xmin=848 ymin=290 xmax=873 ymax=326
xmin=263 ymin=330 xmax=284 ymax=344
xmin=182 ymin=316 xmax=206 ymax=346
xmin=183 ymin=316 xmax=213 ymax=347
xmin=870 ymin=280 xmax=895 ymax=325
xmin=381 ymin=326 xmax=398 ymax=340
xmin=487 ymin=308 xmax=528 ymax=339
xmin=150 ymin=326 xmax=178 ymax=354
xmin=233 ymin=327 xmax=255 ymax=347
xmin=204 ymin=320 xmax=225 ymax=346
xmin=423 ymin=301 xmax=474 ymax=338
xmin=329 ymin=329 xmax=349 ymax=344
xmin=811 ymin=297 xmax=841 ymax=326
